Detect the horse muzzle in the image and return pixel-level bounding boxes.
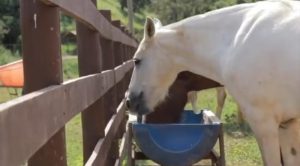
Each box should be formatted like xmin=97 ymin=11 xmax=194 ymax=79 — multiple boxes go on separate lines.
xmin=125 ymin=91 xmax=150 ymax=115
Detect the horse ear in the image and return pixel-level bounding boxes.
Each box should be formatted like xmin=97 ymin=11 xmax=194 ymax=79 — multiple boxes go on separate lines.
xmin=153 ymin=18 xmax=162 ymax=29
xmin=144 ymin=17 xmax=155 ymax=39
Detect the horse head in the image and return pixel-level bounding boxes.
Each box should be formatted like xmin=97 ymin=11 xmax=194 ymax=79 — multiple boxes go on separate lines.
xmin=126 ymin=18 xmax=183 ymax=115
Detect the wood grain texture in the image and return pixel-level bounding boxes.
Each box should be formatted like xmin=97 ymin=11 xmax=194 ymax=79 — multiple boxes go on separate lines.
xmin=85 ymin=101 xmax=127 ymax=166
xmin=20 ymin=1 xmax=67 ymax=165
xmin=0 ymin=62 xmax=133 ymax=166
xmin=115 ymin=61 xmax=133 ymax=83
xmin=0 ymin=71 xmax=114 ymax=166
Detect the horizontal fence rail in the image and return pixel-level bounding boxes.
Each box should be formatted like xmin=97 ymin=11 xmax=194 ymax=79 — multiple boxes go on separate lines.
xmin=85 ymin=100 xmax=127 ymax=166
xmin=0 ymin=61 xmax=133 ymax=166
xmin=2 ymin=0 xmax=138 ymax=165
xmin=39 ymin=0 xmax=137 ymax=47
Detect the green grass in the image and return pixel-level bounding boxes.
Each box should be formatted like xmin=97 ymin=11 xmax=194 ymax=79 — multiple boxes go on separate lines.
xmin=191 ymin=89 xmax=263 ymax=166
xmin=98 ymin=0 xmax=127 ymax=23
xmin=224 ymin=134 xmax=262 ymax=166
xmin=0 ymin=88 xmax=20 ymax=103
xmin=62 ymin=43 xmax=77 ymax=56
xmin=0 ymin=45 xmax=20 ymax=65
xmin=62 ymin=56 xmax=79 ymax=80
xmin=98 ymin=0 xmax=153 ymax=40
xmin=66 ymin=114 xmax=83 ymax=166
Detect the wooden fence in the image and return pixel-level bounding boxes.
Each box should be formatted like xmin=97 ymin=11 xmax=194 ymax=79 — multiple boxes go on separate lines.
xmin=0 ymin=0 xmax=137 ymax=165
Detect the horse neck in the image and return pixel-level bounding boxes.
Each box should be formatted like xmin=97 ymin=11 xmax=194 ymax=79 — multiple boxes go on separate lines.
xmin=165 ymin=4 xmax=251 ymax=84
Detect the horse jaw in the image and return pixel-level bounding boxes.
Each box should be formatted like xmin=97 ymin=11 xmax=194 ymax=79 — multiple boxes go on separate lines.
xmin=128 ymin=39 xmax=181 ymax=115
xmin=141 ymin=29 xmax=192 ymax=112
xmin=128 ymin=20 xmax=187 ymax=115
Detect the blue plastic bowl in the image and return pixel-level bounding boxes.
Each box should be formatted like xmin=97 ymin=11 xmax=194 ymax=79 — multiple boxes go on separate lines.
xmin=132 ymin=110 xmax=221 ymax=166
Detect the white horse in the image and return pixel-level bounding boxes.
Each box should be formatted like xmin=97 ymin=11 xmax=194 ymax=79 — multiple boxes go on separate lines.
xmin=126 ymin=1 xmax=300 ymax=166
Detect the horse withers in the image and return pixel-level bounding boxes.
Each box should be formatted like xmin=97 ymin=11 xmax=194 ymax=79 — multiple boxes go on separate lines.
xmin=126 ymin=1 xmax=300 ymax=166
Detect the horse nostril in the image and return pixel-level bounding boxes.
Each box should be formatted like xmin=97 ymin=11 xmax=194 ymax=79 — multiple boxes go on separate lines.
xmin=126 ymin=98 xmax=131 ymax=109
xmin=126 ymin=91 xmax=144 ymax=112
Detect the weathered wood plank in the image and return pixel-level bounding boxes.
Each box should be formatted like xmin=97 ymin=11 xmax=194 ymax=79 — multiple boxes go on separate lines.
xmin=85 ymin=101 xmax=127 ymax=166
xmin=99 ymin=9 xmax=118 ymax=129
xmin=76 ymin=0 xmax=105 ymax=161
xmin=115 ymin=61 xmax=133 ymax=83
xmin=126 ymin=60 xmax=134 ymax=73
xmin=0 ymin=61 xmax=133 ymax=166
xmin=118 ymin=132 xmax=127 ymax=163
xmin=118 ymin=123 xmax=133 ymax=166
xmin=39 ymin=0 xmax=138 ymax=47
xmin=115 ymin=64 xmax=126 ymax=84
xmin=20 ymin=1 xmax=66 ymax=165
xmin=85 ymin=138 xmax=104 ymax=166
xmin=0 ymin=70 xmax=114 ymax=166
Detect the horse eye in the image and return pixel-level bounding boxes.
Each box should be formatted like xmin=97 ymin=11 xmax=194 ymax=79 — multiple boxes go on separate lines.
xmin=134 ymin=58 xmax=141 ymax=66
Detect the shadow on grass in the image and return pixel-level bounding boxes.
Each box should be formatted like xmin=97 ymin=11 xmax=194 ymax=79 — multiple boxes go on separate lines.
xmin=223 ymin=113 xmax=253 ymax=138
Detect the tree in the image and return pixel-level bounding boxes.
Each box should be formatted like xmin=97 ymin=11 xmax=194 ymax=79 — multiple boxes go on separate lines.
xmin=119 ymin=0 xmax=151 ymax=12
xmin=0 ymin=0 xmax=20 ymax=52
xmin=0 ymin=19 xmax=8 ymax=43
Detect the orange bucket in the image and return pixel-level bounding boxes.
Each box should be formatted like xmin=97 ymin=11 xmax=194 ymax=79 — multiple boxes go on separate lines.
xmin=0 ymin=60 xmax=24 ymax=88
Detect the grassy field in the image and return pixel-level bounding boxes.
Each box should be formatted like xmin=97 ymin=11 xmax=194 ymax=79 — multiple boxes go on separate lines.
xmin=193 ymin=90 xmax=262 ymax=166
xmin=66 ymin=114 xmax=83 ymax=166
xmin=0 ymin=49 xmax=263 ymax=166
xmin=97 ymin=0 xmax=156 ymax=40
xmin=0 ymin=46 xmax=20 ymax=65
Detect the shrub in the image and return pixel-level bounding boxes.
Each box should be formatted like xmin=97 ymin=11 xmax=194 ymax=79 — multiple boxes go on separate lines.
xmin=0 ymin=45 xmax=20 ymax=65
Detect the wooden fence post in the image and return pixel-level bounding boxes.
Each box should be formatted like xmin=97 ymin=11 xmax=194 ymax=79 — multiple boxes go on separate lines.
xmin=128 ymin=45 xmax=136 ymax=83
xmin=20 ymin=1 xmax=67 ymax=166
xmin=98 ymin=10 xmax=120 ymax=165
xmin=112 ymin=21 xmax=123 ymax=69
xmin=76 ymin=0 xmax=105 ymax=163
xmin=120 ymin=26 xmax=128 ymax=96
xmin=126 ymin=0 xmax=134 ymax=34
xmin=112 ymin=21 xmax=125 ymax=104
xmin=99 ymin=10 xmax=117 ymax=123
xmin=124 ymin=30 xmax=132 ymax=87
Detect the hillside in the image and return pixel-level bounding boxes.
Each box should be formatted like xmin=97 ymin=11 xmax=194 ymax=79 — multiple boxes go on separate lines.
xmin=97 ymin=0 xmax=153 ymax=39
xmin=61 ymin=0 xmax=150 ymax=40
xmin=59 ymin=0 xmax=151 ymax=55
xmin=61 ymin=0 xmax=152 ymax=40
